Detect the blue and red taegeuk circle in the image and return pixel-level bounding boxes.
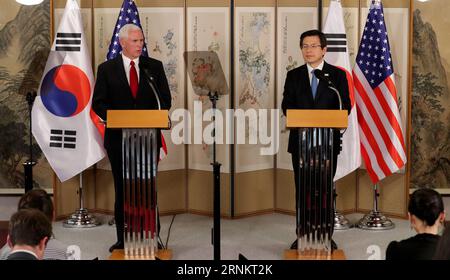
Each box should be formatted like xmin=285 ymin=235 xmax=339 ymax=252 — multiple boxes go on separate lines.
xmin=40 ymin=65 xmax=91 ymax=117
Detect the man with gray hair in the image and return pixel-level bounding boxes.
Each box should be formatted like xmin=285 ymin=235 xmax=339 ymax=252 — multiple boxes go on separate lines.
xmin=93 ymin=23 xmax=172 ymax=253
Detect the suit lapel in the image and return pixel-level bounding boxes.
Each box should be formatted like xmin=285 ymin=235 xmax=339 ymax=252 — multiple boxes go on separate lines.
xmin=114 ymin=55 xmax=134 ymax=98
xmin=314 ymin=62 xmax=331 ymax=102
xmin=137 ymin=57 xmax=148 ymax=100
xmin=299 ymin=65 xmax=315 ymax=103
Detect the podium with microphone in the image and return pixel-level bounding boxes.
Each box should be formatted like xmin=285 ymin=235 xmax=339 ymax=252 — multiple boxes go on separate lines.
xmin=284 ymin=69 xmax=347 ymax=260
xmin=107 ymin=61 xmax=172 ymax=260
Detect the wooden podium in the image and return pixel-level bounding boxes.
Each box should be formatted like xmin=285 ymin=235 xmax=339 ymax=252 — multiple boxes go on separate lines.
xmin=107 ymin=110 xmax=171 ymax=260
xmin=284 ymin=109 xmax=347 ymax=260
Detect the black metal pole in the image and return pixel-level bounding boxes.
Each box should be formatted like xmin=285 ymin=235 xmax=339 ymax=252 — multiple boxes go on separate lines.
xmin=230 ymin=0 xmax=235 ymax=219
xmin=209 ymin=91 xmax=222 ymax=261
xmin=23 ymin=91 xmax=37 ymax=192
xmin=318 ymin=0 xmax=323 ymax=31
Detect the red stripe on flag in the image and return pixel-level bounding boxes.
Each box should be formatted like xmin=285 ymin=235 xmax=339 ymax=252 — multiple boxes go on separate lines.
xmin=372 ymin=85 xmax=406 ymax=168
xmin=356 ymin=110 xmax=391 ymax=176
xmin=353 ymin=75 xmax=404 ymax=168
xmin=159 ymin=134 xmax=167 ymax=161
xmin=337 ymin=66 xmax=355 ymax=107
xmin=161 ymin=134 xmax=167 ymax=154
xmin=382 ymin=77 xmax=407 ymax=151
xmin=90 ymin=108 xmax=105 ymax=138
xmin=360 ymin=142 xmax=380 ymax=183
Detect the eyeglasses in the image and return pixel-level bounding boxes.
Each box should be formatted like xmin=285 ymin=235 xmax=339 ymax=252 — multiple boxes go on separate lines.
xmin=301 ymin=44 xmax=322 ymax=50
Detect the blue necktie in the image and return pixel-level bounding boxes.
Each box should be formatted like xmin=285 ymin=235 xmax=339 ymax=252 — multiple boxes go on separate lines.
xmin=311 ymin=70 xmax=318 ymax=99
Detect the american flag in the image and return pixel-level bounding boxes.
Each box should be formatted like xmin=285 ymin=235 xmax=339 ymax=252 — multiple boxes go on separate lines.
xmin=352 ymin=0 xmax=406 ymax=183
xmin=107 ymin=0 xmax=167 ymax=160
xmin=107 ymin=0 xmax=148 ymax=60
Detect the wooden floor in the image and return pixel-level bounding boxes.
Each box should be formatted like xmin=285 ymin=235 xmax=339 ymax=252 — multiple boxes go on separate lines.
xmin=109 ymin=249 xmax=172 ymax=260
xmin=284 ymin=249 xmax=346 ymax=260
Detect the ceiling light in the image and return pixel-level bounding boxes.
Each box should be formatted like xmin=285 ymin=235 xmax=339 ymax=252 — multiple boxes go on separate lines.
xmin=15 ymin=0 xmax=44 ymax=5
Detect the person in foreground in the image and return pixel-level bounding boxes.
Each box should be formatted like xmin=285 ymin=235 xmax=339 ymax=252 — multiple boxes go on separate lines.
xmin=92 ymin=23 xmax=171 ymax=253
xmin=281 ymin=29 xmax=350 ymax=250
xmin=386 ymin=188 xmax=445 ymax=260
xmin=0 ymin=189 xmax=75 ymax=260
xmin=6 ymin=209 xmax=52 ymax=260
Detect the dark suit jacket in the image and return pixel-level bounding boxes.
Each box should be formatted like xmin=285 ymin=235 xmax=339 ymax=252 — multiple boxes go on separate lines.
xmin=92 ymin=55 xmax=172 ymax=151
xmin=281 ymin=61 xmax=350 ymax=155
xmin=386 ymin=233 xmax=440 ymax=260
xmin=7 ymin=251 xmax=38 ymax=260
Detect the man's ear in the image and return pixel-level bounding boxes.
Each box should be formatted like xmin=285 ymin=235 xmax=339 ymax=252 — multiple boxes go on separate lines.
xmin=439 ymin=212 xmax=446 ymax=224
xmin=38 ymin=236 xmax=49 ymax=251
xmin=408 ymin=213 xmax=414 ymax=224
xmin=6 ymin=234 xmax=13 ymax=248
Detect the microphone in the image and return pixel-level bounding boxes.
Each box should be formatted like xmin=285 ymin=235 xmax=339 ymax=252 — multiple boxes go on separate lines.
xmin=139 ymin=61 xmax=163 ymax=110
xmin=313 ymin=69 xmax=345 ymax=147
xmin=139 ymin=60 xmax=171 ymax=129
xmin=312 ymin=69 xmax=342 ymax=110
xmin=313 ymin=69 xmax=334 ymax=87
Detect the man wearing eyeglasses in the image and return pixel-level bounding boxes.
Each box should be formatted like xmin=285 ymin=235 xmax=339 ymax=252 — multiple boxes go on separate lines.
xmin=281 ymin=29 xmax=351 ymax=251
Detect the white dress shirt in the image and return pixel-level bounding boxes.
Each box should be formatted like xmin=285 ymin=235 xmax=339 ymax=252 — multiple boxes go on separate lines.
xmin=306 ymin=60 xmax=324 ymax=86
xmin=121 ymin=53 xmax=140 ymax=85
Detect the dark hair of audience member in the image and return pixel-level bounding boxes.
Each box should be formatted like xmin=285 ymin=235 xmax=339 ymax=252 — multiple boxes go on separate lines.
xmin=18 ymin=189 xmax=54 ymax=221
xmin=8 ymin=209 xmax=52 ymax=247
xmin=408 ymin=188 xmax=444 ymax=226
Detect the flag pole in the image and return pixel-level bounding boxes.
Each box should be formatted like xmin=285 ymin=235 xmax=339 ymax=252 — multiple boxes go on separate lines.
xmin=24 ymin=91 xmax=37 ymax=193
xmin=333 ymin=183 xmax=352 ymax=230
xmin=354 ymin=0 xmax=404 ymax=231
xmin=318 ymin=0 xmax=323 ymax=31
xmin=63 ymin=173 xmax=101 ymax=228
xmin=356 ymin=184 xmax=394 ymax=230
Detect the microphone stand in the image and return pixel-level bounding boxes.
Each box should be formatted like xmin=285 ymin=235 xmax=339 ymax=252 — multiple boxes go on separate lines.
xmin=324 ymin=84 xmax=352 ymax=230
xmin=140 ymin=65 xmax=163 ymax=110
xmin=183 ymin=50 xmax=227 ymax=260
xmin=314 ymin=72 xmax=352 ymax=230
xmin=24 ymin=91 xmax=37 ymax=193
xmin=209 ymin=91 xmax=222 ymax=261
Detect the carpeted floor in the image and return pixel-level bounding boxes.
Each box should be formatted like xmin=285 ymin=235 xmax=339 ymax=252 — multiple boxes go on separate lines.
xmin=52 ymin=212 xmax=416 ymax=260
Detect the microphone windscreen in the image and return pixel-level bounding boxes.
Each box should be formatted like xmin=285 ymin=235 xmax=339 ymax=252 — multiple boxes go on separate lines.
xmin=138 ymin=59 xmax=149 ymax=69
xmin=313 ymin=69 xmax=324 ymax=79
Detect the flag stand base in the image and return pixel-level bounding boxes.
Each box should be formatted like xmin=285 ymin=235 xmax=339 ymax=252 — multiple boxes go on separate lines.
xmin=356 ymin=210 xmax=395 ymax=230
xmin=64 ymin=174 xmax=101 ymax=228
xmin=333 ymin=186 xmax=352 ymax=230
xmin=63 ymin=208 xmax=101 ymax=228
xmin=356 ymin=184 xmax=394 ymax=230
xmin=334 ymin=210 xmax=352 ymax=230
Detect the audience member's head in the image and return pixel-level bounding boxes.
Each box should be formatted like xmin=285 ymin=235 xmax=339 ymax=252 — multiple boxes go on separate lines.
xmin=7 ymin=209 xmax=52 ymax=259
xmin=434 ymin=223 xmax=450 ymax=260
xmin=18 ymin=189 xmax=54 ymax=221
xmin=408 ymin=188 xmax=445 ymax=234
